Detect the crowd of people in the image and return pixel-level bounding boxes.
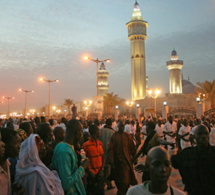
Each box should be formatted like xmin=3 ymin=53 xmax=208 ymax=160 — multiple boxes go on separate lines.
xmin=0 ymin=114 xmax=215 ymax=195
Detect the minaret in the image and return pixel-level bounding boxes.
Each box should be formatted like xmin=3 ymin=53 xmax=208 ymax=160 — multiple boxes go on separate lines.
xmin=98 ymin=62 xmax=109 ymax=96
xmin=126 ymin=1 xmax=148 ymax=100
xmin=166 ymin=49 xmax=183 ymax=94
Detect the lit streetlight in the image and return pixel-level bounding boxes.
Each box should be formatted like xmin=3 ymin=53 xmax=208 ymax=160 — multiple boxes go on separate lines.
xmin=83 ymin=100 xmax=93 ymax=119
xmin=147 ymin=88 xmax=161 ymax=117
xmin=39 ymin=77 xmax=59 ymax=118
xmin=196 ymin=93 xmax=207 ymax=117
xmin=30 ymin=109 xmax=36 ymax=116
xmin=84 ymin=56 xmax=110 ymax=96
xmin=19 ymin=88 xmax=34 ymax=118
xmin=126 ymin=100 xmax=134 ymax=118
xmin=2 ymin=96 xmax=14 ymax=118
xmin=136 ymin=104 xmax=141 ymax=122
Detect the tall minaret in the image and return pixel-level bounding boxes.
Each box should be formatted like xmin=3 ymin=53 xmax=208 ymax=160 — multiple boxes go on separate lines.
xmin=98 ymin=62 xmax=109 ymax=96
xmin=166 ymin=49 xmax=183 ymax=94
xmin=126 ymin=1 xmax=148 ymax=100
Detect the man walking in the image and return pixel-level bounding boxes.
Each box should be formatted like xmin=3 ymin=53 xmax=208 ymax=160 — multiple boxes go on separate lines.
xmin=108 ymin=121 xmax=137 ymax=195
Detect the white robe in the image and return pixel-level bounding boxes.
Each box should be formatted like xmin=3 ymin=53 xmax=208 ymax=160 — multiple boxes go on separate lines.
xmin=178 ymin=125 xmax=191 ymax=149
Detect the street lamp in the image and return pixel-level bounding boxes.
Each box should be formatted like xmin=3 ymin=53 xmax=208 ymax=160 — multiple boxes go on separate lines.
xmin=136 ymin=104 xmax=141 ymax=122
xmin=126 ymin=100 xmax=134 ymax=118
xmin=84 ymin=56 xmax=110 ymax=96
xmin=30 ymin=109 xmax=36 ymax=116
xmin=39 ymin=77 xmax=59 ymax=118
xmin=2 ymin=96 xmax=14 ymax=117
xmin=147 ymin=88 xmax=161 ymax=117
xmin=84 ymin=100 xmax=93 ymax=107
xmin=196 ymin=97 xmax=201 ymax=103
xmin=83 ymin=100 xmax=92 ymax=119
xmin=19 ymin=88 xmax=34 ymax=118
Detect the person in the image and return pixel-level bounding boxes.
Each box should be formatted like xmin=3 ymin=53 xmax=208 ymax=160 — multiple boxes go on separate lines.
xmin=15 ymin=134 xmax=64 ymax=195
xmin=209 ymin=122 xmax=215 ymax=146
xmin=45 ymin=126 xmax=66 ymax=169
xmin=0 ymin=132 xmax=5 ymax=158
xmin=72 ymin=104 xmax=77 ymax=119
xmin=19 ymin=122 xmax=33 ymax=137
xmin=36 ymin=123 xmax=54 ymax=166
xmin=53 ymin=126 xmax=65 ymax=146
xmin=127 ymin=146 xmax=185 ymax=195
xmin=163 ymin=116 xmax=177 ymax=155
xmin=34 ymin=116 xmax=41 ymax=127
xmin=171 ymin=124 xmax=215 ymax=194
xmin=40 ymin=116 xmax=46 ymax=123
xmin=133 ymin=121 xmax=175 ymax=163
xmin=100 ymin=118 xmax=115 ymax=190
xmin=135 ymin=121 xmax=141 ymax=149
xmin=190 ymin=118 xmax=201 ymax=145
xmin=130 ymin=120 xmax=136 ymax=136
xmin=0 ymin=128 xmax=24 ymax=195
xmin=155 ymin=119 xmax=164 ymax=139
xmin=52 ymin=119 xmax=89 ymax=195
xmin=178 ymin=119 xmax=191 ymax=150
xmin=124 ymin=120 xmax=131 ymax=134
xmin=82 ymin=124 xmax=104 ymax=194
xmin=108 ymin=121 xmax=137 ymax=195
xmin=58 ymin=117 xmax=67 ymax=130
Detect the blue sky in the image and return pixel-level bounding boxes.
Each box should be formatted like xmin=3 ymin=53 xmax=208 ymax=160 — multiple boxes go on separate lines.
xmin=0 ymin=0 xmax=215 ymax=113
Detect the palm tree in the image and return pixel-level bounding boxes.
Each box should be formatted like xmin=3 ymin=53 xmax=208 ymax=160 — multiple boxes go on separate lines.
xmin=103 ymin=92 xmax=121 ymax=114
xmin=195 ymin=80 xmax=215 ymax=108
xmin=64 ymin=99 xmax=73 ymax=115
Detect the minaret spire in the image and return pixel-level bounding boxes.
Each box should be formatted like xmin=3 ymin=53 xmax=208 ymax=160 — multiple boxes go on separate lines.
xmin=126 ymin=2 xmax=148 ymax=100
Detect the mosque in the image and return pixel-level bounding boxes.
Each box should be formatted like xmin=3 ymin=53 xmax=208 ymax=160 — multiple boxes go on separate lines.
xmin=125 ymin=1 xmax=199 ymax=117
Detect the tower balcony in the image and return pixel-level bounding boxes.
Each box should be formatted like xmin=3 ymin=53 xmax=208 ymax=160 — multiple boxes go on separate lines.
xmin=166 ymin=60 xmax=183 ymax=70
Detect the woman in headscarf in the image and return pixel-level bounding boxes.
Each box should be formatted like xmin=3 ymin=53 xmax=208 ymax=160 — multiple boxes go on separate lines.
xmin=15 ymin=134 xmax=64 ymax=195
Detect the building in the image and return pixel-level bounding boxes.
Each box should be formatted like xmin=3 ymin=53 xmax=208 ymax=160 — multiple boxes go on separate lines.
xmin=98 ymin=62 xmax=109 ymax=96
xmin=166 ymin=49 xmax=184 ymax=94
xmin=166 ymin=49 xmax=183 ymax=94
xmin=126 ymin=1 xmax=148 ymax=100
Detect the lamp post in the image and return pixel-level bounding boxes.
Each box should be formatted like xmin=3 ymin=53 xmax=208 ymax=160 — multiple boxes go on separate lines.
xmin=30 ymin=109 xmax=36 ymax=117
xmin=83 ymin=100 xmax=92 ymax=119
xmin=19 ymin=88 xmax=34 ymax=118
xmin=39 ymin=77 xmax=59 ymax=118
xmin=2 ymin=96 xmax=14 ymax=118
xmin=52 ymin=106 xmax=56 ymax=116
xmin=136 ymin=104 xmax=141 ymax=122
xmin=126 ymin=100 xmax=134 ymax=118
xmin=196 ymin=93 xmax=207 ymax=117
xmin=115 ymin=105 xmax=119 ymax=121
xmin=84 ymin=56 xmax=110 ymax=96
xmin=162 ymin=101 xmax=169 ymax=120
xmin=147 ymin=88 xmax=161 ymax=117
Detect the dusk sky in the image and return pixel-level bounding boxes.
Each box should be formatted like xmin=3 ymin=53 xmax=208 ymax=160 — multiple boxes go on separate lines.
xmin=0 ymin=0 xmax=215 ymax=113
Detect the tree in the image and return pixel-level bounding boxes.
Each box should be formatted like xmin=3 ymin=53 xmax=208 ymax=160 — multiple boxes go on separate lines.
xmin=196 ymin=80 xmax=215 ymax=108
xmin=103 ymin=92 xmax=120 ymax=114
xmin=64 ymin=99 xmax=73 ymax=115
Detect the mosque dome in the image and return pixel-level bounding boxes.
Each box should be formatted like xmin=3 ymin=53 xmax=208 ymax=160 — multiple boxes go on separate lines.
xmin=182 ymin=79 xmax=196 ymax=94
xmin=171 ymin=49 xmax=177 ymax=56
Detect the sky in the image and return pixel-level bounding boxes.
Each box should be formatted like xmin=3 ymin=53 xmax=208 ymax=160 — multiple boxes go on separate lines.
xmin=0 ymin=0 xmax=215 ymax=113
